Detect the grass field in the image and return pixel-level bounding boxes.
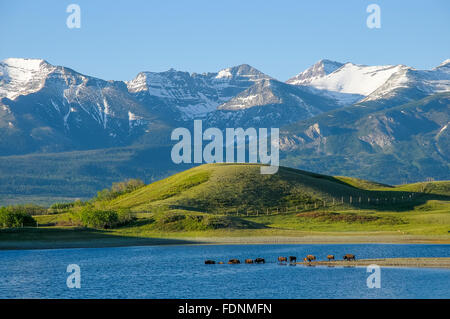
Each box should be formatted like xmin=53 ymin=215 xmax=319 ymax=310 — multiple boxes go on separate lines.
xmin=1 ymin=164 xmax=449 ymax=249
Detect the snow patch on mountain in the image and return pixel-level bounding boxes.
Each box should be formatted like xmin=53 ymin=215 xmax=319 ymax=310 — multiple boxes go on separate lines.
xmin=216 ymin=69 xmax=233 ymax=79
xmin=435 ymin=59 xmax=450 ymax=71
xmin=289 ymin=59 xmax=450 ymax=105
xmin=363 ymin=65 xmax=450 ymax=102
xmin=302 ymin=63 xmax=407 ymax=96
xmin=0 ymin=58 xmax=56 ymax=100
xmin=287 ymin=60 xmax=409 ymax=104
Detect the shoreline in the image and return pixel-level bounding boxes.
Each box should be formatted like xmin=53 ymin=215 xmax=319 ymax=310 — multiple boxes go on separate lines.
xmin=1 ymin=234 xmax=449 ymax=251
xmin=293 ymin=257 xmax=450 ymax=269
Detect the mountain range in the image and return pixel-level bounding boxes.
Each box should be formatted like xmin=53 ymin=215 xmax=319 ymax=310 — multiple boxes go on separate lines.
xmin=0 ymin=57 xmax=449 ymax=202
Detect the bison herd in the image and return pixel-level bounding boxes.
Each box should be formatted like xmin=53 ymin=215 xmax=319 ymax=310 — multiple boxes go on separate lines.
xmin=205 ymin=254 xmax=356 ymax=264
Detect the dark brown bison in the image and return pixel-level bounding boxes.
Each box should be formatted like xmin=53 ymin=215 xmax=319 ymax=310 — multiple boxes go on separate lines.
xmin=245 ymin=259 xmax=254 ymax=264
xmin=228 ymin=259 xmax=241 ymax=264
xmin=343 ymin=254 xmax=356 ymax=261
xmin=327 ymin=255 xmax=335 ymax=261
xmin=306 ymin=255 xmax=316 ymax=262
xmin=289 ymin=256 xmax=297 ymax=263
xmin=254 ymin=258 xmax=265 ymax=264
xmin=278 ymin=256 xmax=287 ymax=262
xmin=205 ymin=260 xmax=215 ymax=264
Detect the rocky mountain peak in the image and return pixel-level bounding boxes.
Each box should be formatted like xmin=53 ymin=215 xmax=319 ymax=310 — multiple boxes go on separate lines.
xmin=286 ymin=59 xmax=344 ymax=85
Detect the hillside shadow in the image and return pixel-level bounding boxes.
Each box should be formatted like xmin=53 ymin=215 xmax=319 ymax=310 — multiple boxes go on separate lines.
xmin=0 ymin=227 xmax=200 ymax=250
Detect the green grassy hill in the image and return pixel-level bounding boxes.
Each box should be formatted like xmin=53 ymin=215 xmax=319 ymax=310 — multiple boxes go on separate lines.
xmin=108 ymin=163 xmax=449 ymax=213
xmin=1 ymin=164 xmax=449 ymax=249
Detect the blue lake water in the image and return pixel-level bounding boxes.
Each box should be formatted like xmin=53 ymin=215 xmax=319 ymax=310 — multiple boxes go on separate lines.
xmin=0 ymin=244 xmax=449 ymax=299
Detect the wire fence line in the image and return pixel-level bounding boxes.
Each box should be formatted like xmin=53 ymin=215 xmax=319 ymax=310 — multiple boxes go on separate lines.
xmin=162 ymin=192 xmax=422 ymax=216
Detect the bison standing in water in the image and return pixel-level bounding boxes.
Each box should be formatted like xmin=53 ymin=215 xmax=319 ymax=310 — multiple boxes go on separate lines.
xmin=228 ymin=259 xmax=241 ymax=264
xmin=245 ymin=259 xmax=254 ymax=264
xmin=205 ymin=260 xmax=215 ymax=264
xmin=327 ymin=255 xmax=335 ymax=261
xmin=306 ymin=255 xmax=316 ymax=262
xmin=255 ymin=258 xmax=265 ymax=264
xmin=278 ymin=256 xmax=288 ymax=262
xmin=343 ymin=254 xmax=356 ymax=261
xmin=289 ymin=256 xmax=297 ymax=263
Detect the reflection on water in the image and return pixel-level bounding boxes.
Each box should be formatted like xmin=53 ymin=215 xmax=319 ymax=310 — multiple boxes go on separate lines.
xmin=0 ymin=244 xmax=449 ymax=299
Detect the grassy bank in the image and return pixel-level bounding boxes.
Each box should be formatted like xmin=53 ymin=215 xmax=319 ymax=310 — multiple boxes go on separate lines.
xmin=1 ymin=203 xmax=449 ymax=250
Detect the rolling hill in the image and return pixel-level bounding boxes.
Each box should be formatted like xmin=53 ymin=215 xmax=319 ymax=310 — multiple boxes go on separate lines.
xmin=2 ymin=164 xmax=449 ymax=249
xmin=108 ymin=163 xmax=450 ymax=213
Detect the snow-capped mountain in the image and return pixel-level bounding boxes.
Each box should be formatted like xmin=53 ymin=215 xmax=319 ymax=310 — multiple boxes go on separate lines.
xmin=1 ymin=57 xmax=449 ymax=157
xmin=0 ymin=58 xmax=165 ymax=154
xmin=206 ymin=78 xmax=339 ymax=128
xmin=287 ymin=59 xmax=450 ymax=105
xmin=0 ymin=58 xmax=57 ymax=100
xmin=291 ymin=62 xmax=407 ymax=96
xmin=1 ymin=57 xmax=449 ymax=191
xmin=126 ymin=64 xmax=270 ymax=120
xmin=362 ymin=61 xmax=450 ymax=103
xmin=286 ymin=59 xmax=344 ymax=85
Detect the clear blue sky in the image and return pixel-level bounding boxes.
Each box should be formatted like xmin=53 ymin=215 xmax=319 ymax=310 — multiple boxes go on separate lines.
xmin=1 ymin=0 xmax=449 ymax=81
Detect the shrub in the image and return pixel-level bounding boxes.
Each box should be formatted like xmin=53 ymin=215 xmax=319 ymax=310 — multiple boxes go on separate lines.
xmin=50 ymin=202 xmax=75 ymax=210
xmin=78 ymin=206 xmax=118 ymax=229
xmin=0 ymin=207 xmax=36 ymax=228
xmin=203 ymin=216 xmax=232 ymax=229
xmin=96 ymin=179 xmax=145 ymax=201
xmin=1 ymin=204 xmax=47 ymax=216
xmin=117 ymin=208 xmax=135 ymax=225
xmin=76 ymin=206 xmax=135 ymax=229
xmin=160 ymin=213 xmax=186 ymax=224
